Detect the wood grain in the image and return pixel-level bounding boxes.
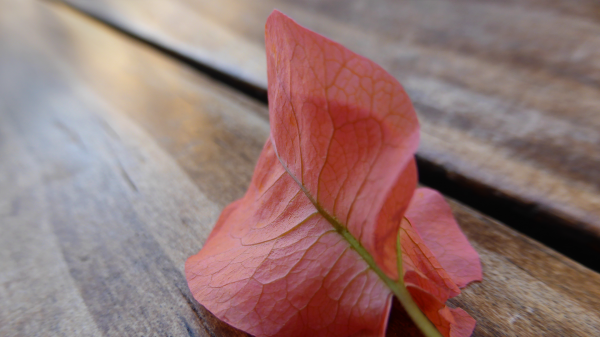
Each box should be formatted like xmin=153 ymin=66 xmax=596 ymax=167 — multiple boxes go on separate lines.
xmin=59 ymin=0 xmax=600 ymax=267
xmin=1 ymin=0 xmax=600 ymax=336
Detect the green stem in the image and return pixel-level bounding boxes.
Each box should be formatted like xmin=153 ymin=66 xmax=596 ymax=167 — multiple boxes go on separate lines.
xmin=336 ymin=226 xmax=442 ymax=337
xmin=394 ymin=229 xmax=443 ymax=337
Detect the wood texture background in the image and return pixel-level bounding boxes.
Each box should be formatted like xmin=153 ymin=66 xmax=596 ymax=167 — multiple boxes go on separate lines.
xmin=60 ymin=0 xmax=600 ymax=268
xmin=1 ymin=0 xmax=600 ymax=336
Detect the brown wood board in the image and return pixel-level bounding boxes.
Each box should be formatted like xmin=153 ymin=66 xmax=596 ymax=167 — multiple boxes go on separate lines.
xmin=59 ymin=0 xmax=600 ymax=268
xmin=1 ymin=0 xmax=600 ymax=336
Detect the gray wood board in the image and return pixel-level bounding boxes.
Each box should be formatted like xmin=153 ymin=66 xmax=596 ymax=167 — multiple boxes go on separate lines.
xmin=1 ymin=1 xmax=600 ymax=336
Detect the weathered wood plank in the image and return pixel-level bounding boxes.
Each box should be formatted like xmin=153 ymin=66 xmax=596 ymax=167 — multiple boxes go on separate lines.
xmin=1 ymin=0 xmax=600 ymax=336
xmin=60 ymin=0 xmax=600 ymax=268
xmin=0 ymin=1 xmax=245 ymax=336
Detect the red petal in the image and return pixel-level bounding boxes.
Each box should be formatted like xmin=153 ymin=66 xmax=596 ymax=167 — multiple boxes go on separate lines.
xmin=406 ymin=188 xmax=482 ymax=288
xmin=266 ymin=10 xmax=419 ymax=264
xmin=407 ymin=286 xmax=476 ymax=337
xmin=186 ymin=140 xmax=393 ymax=336
xmin=186 ymin=10 xmax=479 ymax=337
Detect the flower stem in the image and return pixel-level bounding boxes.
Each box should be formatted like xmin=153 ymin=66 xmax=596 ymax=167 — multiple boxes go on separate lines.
xmin=334 ymin=224 xmax=442 ymax=337
xmin=393 ymin=229 xmax=443 ymax=337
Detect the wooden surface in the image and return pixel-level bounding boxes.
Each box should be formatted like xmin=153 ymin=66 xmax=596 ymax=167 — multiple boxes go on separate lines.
xmin=60 ymin=0 xmax=600 ymax=268
xmin=2 ymin=0 xmax=600 ymax=336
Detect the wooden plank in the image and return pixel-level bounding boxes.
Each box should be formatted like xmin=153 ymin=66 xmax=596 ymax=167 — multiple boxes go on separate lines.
xmin=0 ymin=1 xmax=245 ymax=336
xmin=60 ymin=0 xmax=600 ymax=268
xmin=1 ymin=0 xmax=600 ymax=336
